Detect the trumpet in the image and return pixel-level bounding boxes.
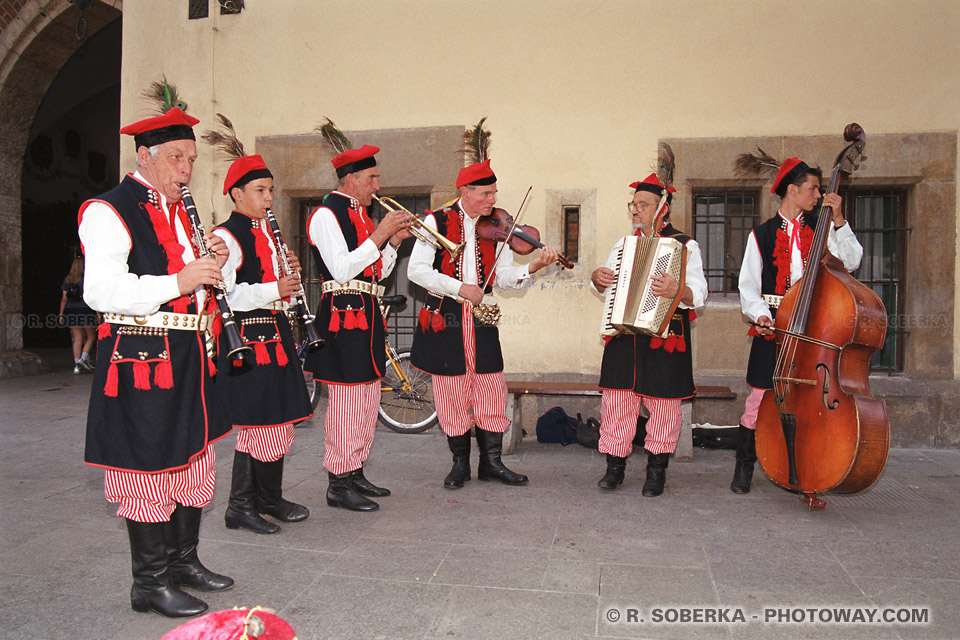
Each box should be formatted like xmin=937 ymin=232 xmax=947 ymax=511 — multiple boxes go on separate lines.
xmin=372 ymin=195 xmax=464 ymax=261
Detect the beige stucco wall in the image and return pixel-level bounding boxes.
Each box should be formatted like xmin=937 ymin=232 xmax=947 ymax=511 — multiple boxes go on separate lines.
xmin=118 ymin=0 xmax=960 ymax=379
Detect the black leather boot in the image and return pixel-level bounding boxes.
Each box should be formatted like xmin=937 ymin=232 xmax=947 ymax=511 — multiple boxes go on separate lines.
xmin=641 ymin=451 xmax=670 ymax=497
xmin=254 ymin=457 xmax=310 ymax=522
xmin=224 ymin=451 xmax=280 ymax=534
xmin=126 ymin=519 xmax=207 ymax=617
xmin=475 ymin=428 xmax=528 ymax=485
xmin=351 ymin=466 xmax=391 ymax=497
xmin=167 ymin=504 xmax=234 ymax=592
xmin=326 ymin=471 xmax=379 ymax=511
xmin=443 ymin=433 xmax=471 ymax=489
xmin=730 ymin=425 xmax=757 ymax=494
xmin=597 ymin=454 xmax=627 ymax=490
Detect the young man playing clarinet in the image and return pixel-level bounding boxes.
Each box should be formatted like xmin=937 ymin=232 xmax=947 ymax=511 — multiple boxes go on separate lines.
xmin=590 ymin=172 xmax=707 ymax=497
xmin=212 ymin=154 xmax=314 ymax=534
xmin=731 ymin=155 xmax=862 ymax=494
xmin=78 ymin=108 xmax=233 ymax=617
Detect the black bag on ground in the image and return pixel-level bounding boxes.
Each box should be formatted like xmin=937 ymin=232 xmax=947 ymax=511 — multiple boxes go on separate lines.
xmin=692 ymin=425 xmax=740 ymax=449
xmin=577 ymin=415 xmax=600 ymax=449
xmin=536 ymin=406 xmax=579 ymax=446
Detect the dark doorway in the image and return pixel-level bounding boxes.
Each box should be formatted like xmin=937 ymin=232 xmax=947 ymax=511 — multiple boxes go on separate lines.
xmin=21 ymin=17 xmax=122 ymax=348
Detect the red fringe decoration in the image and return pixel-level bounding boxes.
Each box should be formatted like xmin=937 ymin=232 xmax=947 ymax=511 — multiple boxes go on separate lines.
xmin=104 ymin=362 xmax=119 ymax=397
xmin=430 ymin=311 xmax=445 ymax=333
xmin=253 ymin=225 xmax=278 ymax=284
xmin=133 ymin=360 xmax=151 ymax=390
xmin=328 ymin=311 xmax=339 ymax=333
xmin=689 ymin=310 xmax=697 ymax=322
xmin=675 ymin=336 xmax=687 ymax=353
xmin=254 ymin=341 xmax=271 ymax=365
xmin=418 ymin=307 xmax=431 ymax=332
xmin=343 ymin=310 xmax=357 ymax=331
xmin=232 ymin=359 xmax=244 ymax=368
xmin=154 ymin=359 xmax=174 ymax=389
xmin=97 ymin=322 xmax=112 ymax=339
xmin=650 ymin=336 xmax=664 ymax=349
xmin=275 ymin=342 xmax=288 ymax=367
xmin=663 ymin=335 xmax=678 ymax=353
xmin=355 ymin=309 xmax=369 ymax=331
xmin=208 ymin=357 xmax=217 ymax=376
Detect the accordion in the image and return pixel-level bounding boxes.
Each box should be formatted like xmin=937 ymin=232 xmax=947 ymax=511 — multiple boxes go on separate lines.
xmin=600 ymin=235 xmax=687 ymax=338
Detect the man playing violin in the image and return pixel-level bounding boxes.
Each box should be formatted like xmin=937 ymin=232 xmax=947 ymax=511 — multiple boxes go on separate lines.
xmin=302 ymin=144 xmax=414 ymax=512
xmin=731 ymin=158 xmax=862 ymax=494
xmin=407 ymin=159 xmax=558 ymax=490
xmin=212 ymin=154 xmax=314 ymax=534
xmin=590 ymin=174 xmax=707 ymax=497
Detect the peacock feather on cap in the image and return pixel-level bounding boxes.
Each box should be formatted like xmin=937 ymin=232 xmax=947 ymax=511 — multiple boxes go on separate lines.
xmin=461 ymin=117 xmax=491 ymax=164
xmin=316 ymin=117 xmax=353 ymax=155
xmin=200 ymin=113 xmax=246 ymax=161
xmin=654 ymin=142 xmax=675 ymax=191
xmin=734 ymin=146 xmax=781 ymax=178
xmin=143 ymin=76 xmax=188 ymax=114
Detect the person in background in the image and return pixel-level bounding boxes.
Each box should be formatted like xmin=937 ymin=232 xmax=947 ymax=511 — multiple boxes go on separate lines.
xmin=60 ymin=255 xmax=97 ymax=374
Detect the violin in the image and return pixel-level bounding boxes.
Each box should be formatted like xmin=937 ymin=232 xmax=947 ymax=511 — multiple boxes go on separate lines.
xmin=475 ymin=208 xmax=575 ymax=269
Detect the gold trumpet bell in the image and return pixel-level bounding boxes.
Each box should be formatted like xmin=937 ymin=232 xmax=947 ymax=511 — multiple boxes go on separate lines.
xmin=373 ymin=195 xmax=464 ymax=261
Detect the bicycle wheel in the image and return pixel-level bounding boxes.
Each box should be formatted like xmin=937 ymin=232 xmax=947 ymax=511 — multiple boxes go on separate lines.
xmin=379 ymin=351 xmax=438 ymax=433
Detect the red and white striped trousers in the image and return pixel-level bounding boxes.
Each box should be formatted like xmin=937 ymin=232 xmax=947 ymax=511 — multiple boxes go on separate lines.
xmin=235 ymin=424 xmax=295 ymax=462
xmin=739 ymin=386 xmax=765 ymax=430
xmin=598 ymin=389 xmax=682 ymax=457
xmin=104 ymin=444 xmax=216 ymax=523
xmin=431 ymin=303 xmax=509 ymax=437
xmin=323 ymin=381 xmax=380 ymax=475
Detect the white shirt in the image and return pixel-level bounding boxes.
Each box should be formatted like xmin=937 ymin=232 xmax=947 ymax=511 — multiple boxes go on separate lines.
xmin=79 ymin=171 xmax=207 ymax=315
xmin=212 ymin=217 xmax=283 ymax=312
xmin=307 ymin=192 xmax=397 ymax=283
xmin=739 ymin=211 xmax=864 ymax=323
xmin=407 ymin=201 xmax=532 ymax=298
xmin=593 ymin=233 xmax=708 ymax=309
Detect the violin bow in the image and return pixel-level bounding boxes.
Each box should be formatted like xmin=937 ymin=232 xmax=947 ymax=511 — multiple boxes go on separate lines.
xmin=480 ymin=185 xmax=533 ymax=292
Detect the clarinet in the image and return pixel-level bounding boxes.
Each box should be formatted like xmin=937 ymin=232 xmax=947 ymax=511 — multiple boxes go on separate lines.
xmin=265 ymin=208 xmax=324 ymax=350
xmin=179 ymin=184 xmax=253 ymax=362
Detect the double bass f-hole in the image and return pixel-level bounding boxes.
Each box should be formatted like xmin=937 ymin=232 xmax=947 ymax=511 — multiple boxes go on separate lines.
xmin=816 ymin=363 xmax=840 ymax=410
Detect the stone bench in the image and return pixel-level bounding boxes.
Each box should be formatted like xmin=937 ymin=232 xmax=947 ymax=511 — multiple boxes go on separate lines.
xmin=503 ymin=381 xmax=736 ymax=459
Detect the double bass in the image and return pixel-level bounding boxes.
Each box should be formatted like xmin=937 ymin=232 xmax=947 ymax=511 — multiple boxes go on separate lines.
xmin=755 ymin=123 xmax=890 ymax=510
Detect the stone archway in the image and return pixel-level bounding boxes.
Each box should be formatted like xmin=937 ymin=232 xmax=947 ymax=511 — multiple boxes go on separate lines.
xmin=0 ymin=0 xmax=121 ymax=376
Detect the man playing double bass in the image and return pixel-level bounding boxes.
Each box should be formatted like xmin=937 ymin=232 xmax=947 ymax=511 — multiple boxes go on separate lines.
xmin=731 ymin=156 xmax=863 ymax=494
xmin=407 ymin=158 xmax=558 ymax=490
xmin=591 ymin=173 xmax=707 ymax=497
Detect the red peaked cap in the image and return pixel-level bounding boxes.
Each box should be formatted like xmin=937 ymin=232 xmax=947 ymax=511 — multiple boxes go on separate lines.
xmin=331 ymin=144 xmax=379 ymax=178
xmin=223 ymin=154 xmax=273 ymax=195
xmin=457 ymin=159 xmax=497 ymax=189
xmin=119 ymin=107 xmax=199 ymax=150
xmin=630 ymin=173 xmax=676 ymax=205
xmin=771 ymin=157 xmax=811 ymax=197
xmin=158 ymin=608 xmax=297 ymax=640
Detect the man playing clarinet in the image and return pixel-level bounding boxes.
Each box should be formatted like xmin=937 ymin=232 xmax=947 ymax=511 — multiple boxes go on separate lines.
xmin=79 ymin=108 xmax=233 ymax=617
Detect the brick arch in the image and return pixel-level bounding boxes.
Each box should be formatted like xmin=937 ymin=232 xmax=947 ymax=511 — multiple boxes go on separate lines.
xmin=0 ymin=0 xmax=121 ymax=366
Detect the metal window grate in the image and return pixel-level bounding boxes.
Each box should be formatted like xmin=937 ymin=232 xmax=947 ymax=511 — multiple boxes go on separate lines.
xmin=219 ymin=0 xmax=243 ymax=15
xmin=839 ymin=186 xmax=908 ymax=372
xmin=562 ymin=205 xmax=579 ymax=264
xmin=692 ymin=188 xmax=759 ymax=294
xmin=188 ymin=0 xmax=208 ymax=19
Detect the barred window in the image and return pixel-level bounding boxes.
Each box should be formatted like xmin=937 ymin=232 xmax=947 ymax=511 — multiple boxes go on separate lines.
xmin=692 ymin=188 xmax=760 ymax=294
xmin=838 ymin=186 xmax=908 ymax=372
xmin=188 ymin=0 xmax=208 ymax=19
xmin=562 ymin=205 xmax=580 ymax=264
